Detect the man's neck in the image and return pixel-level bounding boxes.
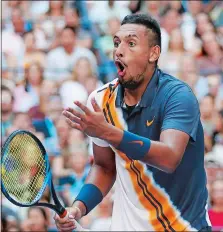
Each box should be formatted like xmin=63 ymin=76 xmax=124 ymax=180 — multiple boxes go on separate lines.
xmin=64 ymin=45 xmax=74 ymax=54
xmin=124 ymin=67 xmax=155 ymax=106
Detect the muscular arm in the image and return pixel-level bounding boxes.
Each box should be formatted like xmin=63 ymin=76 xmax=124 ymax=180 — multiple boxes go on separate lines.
xmin=73 ymin=143 xmax=116 ymax=216
xmin=63 ymin=87 xmax=198 ymax=177
xmin=101 ymin=125 xmax=189 ymax=173
xmin=142 ymin=129 xmax=189 ymax=172
xmin=100 ymin=87 xmax=198 ymax=173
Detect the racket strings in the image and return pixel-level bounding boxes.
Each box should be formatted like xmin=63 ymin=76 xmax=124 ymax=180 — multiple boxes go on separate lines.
xmin=2 ymin=134 xmax=47 ymax=204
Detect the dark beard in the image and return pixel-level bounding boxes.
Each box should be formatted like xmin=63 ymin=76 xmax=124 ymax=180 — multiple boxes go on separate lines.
xmin=119 ymin=78 xmax=143 ymax=90
xmin=118 ymin=63 xmax=148 ymax=90
xmin=118 ymin=72 xmax=145 ymax=90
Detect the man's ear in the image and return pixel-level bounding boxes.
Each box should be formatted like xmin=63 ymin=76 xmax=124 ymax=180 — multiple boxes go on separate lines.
xmin=149 ymin=45 xmax=161 ymax=63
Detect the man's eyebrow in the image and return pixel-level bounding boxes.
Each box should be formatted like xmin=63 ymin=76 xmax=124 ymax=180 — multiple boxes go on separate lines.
xmin=113 ymin=34 xmax=139 ymax=40
xmin=125 ymin=34 xmax=139 ymax=39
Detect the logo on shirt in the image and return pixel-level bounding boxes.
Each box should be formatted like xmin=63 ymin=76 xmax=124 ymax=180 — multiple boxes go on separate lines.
xmin=147 ymin=116 xmax=155 ymax=127
xmin=129 ymin=141 xmax=143 ymax=146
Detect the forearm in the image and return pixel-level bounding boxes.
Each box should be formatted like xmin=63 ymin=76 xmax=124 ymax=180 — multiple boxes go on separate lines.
xmin=101 ymin=124 xmax=180 ymax=173
xmin=141 ymin=141 xmax=181 ymax=173
xmin=72 ymin=163 xmax=116 ymax=216
xmin=85 ymin=163 xmax=116 ymax=196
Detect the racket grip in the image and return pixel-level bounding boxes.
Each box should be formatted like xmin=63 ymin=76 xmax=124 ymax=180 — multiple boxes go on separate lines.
xmin=59 ymin=209 xmax=68 ymax=218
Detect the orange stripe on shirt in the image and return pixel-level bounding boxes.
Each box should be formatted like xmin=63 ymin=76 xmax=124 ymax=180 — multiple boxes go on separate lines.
xmin=101 ymin=83 xmax=190 ymax=231
xmin=103 ymin=85 xmax=172 ymax=230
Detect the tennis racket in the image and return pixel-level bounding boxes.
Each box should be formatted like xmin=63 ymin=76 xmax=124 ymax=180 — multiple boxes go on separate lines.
xmin=1 ymin=129 xmax=67 ymax=218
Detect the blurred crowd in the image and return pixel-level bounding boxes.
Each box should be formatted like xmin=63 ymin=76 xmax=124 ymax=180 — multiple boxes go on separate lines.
xmin=1 ymin=1 xmax=223 ymax=231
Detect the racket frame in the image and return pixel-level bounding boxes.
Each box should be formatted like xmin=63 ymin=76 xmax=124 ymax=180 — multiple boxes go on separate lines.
xmin=1 ymin=130 xmax=67 ymax=218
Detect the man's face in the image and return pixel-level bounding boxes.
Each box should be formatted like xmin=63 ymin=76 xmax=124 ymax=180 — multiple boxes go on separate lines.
xmin=64 ymin=9 xmax=79 ymax=27
xmin=11 ymin=9 xmax=24 ymax=33
xmin=61 ymin=29 xmax=76 ymax=49
xmin=113 ymin=24 xmax=156 ymax=89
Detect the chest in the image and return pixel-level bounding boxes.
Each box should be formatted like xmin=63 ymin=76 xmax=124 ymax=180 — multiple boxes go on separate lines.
xmin=122 ymin=106 xmax=163 ymax=141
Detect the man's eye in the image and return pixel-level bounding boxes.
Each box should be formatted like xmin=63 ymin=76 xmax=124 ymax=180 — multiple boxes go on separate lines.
xmin=114 ymin=41 xmax=119 ymax=47
xmin=129 ymin=41 xmax=136 ymax=47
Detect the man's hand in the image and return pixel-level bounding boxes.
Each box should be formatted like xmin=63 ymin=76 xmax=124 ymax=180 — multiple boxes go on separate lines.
xmin=62 ymin=98 xmax=110 ymax=138
xmin=54 ymin=206 xmax=82 ymax=232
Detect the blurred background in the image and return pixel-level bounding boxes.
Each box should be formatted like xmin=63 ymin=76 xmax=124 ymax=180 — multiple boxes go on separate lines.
xmin=1 ymin=0 xmax=223 ymax=231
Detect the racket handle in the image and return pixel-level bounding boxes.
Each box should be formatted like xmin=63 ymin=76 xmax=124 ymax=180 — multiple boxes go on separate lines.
xmin=59 ymin=209 xmax=68 ymax=218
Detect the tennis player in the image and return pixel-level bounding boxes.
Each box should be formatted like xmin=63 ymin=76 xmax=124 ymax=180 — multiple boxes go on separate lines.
xmin=54 ymin=14 xmax=212 ymax=231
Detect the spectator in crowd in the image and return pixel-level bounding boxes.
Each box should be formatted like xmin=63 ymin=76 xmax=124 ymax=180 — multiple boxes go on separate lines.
xmin=128 ymin=0 xmax=142 ymax=14
xmin=90 ymin=191 xmax=113 ymax=231
xmin=72 ymin=56 xmax=103 ymax=93
xmin=67 ymin=150 xmax=90 ymax=197
xmin=181 ymin=1 xmax=203 ymax=51
xmin=40 ymin=1 xmax=66 ymax=50
xmin=5 ymin=112 xmax=35 ymax=136
xmin=207 ymin=74 xmax=223 ymax=111
xmin=24 ymin=207 xmax=49 ymax=232
xmin=195 ymin=13 xmax=215 ymax=40
xmin=179 ymin=54 xmax=209 ymax=100
xmin=198 ymin=31 xmax=222 ymax=76
xmin=23 ymin=31 xmax=46 ymax=67
xmin=2 ymin=1 xmax=22 ymax=21
xmin=159 ymin=5 xmax=182 ymax=53
xmin=183 ymin=12 xmax=215 ymax=56
xmin=13 ymin=62 xmax=44 ymax=112
xmin=213 ymin=110 xmax=223 ymax=146
xmin=159 ymin=28 xmax=187 ymax=77
xmin=1 ymin=85 xmax=15 ymax=139
xmin=2 ymin=204 xmax=21 ymax=232
xmin=64 ymin=8 xmax=92 ymax=49
xmin=200 ymin=94 xmax=218 ymax=152
xmin=11 ymin=8 xmax=32 ymax=36
xmin=59 ymin=79 xmax=88 ymax=109
xmin=141 ymin=1 xmax=162 ymax=21
xmin=208 ymin=179 xmax=223 ymax=230
xmin=2 ymin=9 xmax=26 ymax=71
xmin=45 ymin=0 xmax=65 ymax=18
xmin=87 ymin=0 xmax=131 ymax=33
xmin=96 ymin=16 xmax=121 ymax=60
xmin=44 ymin=26 xmax=97 ymax=83
xmin=50 ymin=116 xmax=72 ymax=179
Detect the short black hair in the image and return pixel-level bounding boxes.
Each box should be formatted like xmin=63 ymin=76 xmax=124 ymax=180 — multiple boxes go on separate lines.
xmin=63 ymin=25 xmax=76 ymax=35
xmin=121 ymin=13 xmax=161 ymax=51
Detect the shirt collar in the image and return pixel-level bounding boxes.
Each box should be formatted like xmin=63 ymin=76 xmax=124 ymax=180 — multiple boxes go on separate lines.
xmin=115 ymin=68 xmax=160 ymax=108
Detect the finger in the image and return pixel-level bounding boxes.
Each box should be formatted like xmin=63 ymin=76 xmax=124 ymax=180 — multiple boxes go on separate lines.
xmin=91 ymin=97 xmax=101 ymax=112
xmin=64 ymin=107 xmax=85 ymax=120
xmin=63 ymin=110 xmax=82 ymax=125
xmin=54 ymin=214 xmax=68 ymax=224
xmin=74 ymin=101 xmax=91 ymax=115
xmin=60 ymin=221 xmax=75 ymax=228
xmin=65 ymin=118 xmax=83 ymax=131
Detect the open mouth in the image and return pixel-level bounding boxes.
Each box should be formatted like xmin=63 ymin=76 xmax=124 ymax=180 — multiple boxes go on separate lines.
xmin=115 ymin=60 xmax=126 ymax=77
xmin=116 ymin=61 xmax=125 ymax=71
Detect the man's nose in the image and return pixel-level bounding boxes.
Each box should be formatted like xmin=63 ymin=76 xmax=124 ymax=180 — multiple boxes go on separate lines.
xmin=115 ymin=44 xmax=124 ymax=58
